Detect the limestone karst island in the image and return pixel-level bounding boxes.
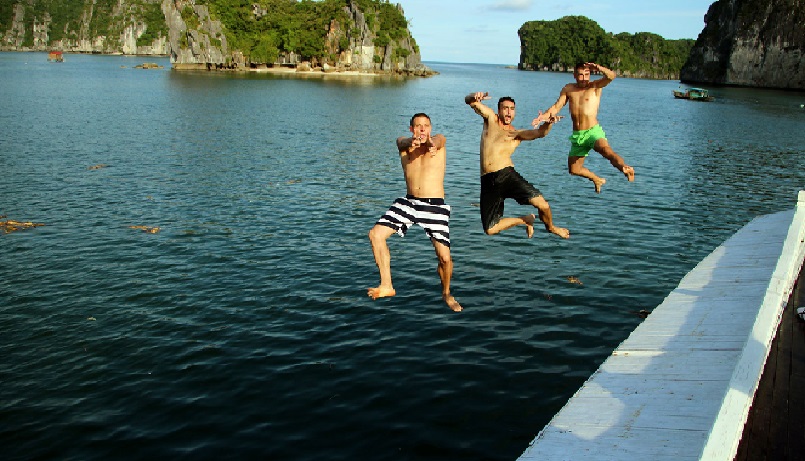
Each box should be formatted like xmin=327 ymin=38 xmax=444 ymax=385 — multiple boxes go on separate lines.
xmin=1 ymin=0 xmax=803 ymax=88
xmin=0 ymin=0 xmax=435 ymax=76
xmin=516 ymin=0 xmax=804 ymax=90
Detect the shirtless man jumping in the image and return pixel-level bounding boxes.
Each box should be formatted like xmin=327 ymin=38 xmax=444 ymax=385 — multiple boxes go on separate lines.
xmin=465 ymin=92 xmax=569 ymax=239
xmin=367 ymin=113 xmax=463 ymax=312
xmin=535 ymin=62 xmax=635 ymax=193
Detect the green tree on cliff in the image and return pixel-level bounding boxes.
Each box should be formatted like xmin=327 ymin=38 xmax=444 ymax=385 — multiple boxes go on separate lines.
xmin=203 ymin=0 xmax=414 ymax=64
xmin=2 ymin=0 xmax=168 ymax=48
xmin=519 ymin=15 xmax=695 ymax=78
xmin=2 ymin=0 xmax=415 ymax=66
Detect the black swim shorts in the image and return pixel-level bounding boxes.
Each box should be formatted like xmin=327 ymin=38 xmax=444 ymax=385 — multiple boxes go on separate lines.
xmin=480 ymin=166 xmax=542 ymax=232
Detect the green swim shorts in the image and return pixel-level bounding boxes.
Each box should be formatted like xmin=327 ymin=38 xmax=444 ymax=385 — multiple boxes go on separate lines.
xmin=568 ymin=124 xmax=606 ymax=157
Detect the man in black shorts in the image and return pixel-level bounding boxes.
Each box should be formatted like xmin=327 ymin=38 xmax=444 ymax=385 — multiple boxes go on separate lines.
xmin=465 ymin=91 xmax=569 ymax=239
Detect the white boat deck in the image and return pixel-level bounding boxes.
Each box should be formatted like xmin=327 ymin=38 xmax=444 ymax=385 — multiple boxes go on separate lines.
xmin=518 ymin=191 xmax=805 ymax=461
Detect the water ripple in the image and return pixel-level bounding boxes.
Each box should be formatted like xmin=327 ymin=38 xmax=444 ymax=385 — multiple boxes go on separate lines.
xmin=2 ymin=54 xmax=805 ymax=461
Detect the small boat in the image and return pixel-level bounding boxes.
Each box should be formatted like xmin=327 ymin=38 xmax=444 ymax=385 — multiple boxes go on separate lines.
xmin=673 ymin=87 xmax=714 ymax=102
xmin=47 ymin=51 xmax=64 ymax=62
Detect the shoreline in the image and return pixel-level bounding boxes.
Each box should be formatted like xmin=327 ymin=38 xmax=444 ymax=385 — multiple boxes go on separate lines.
xmin=249 ymin=66 xmax=384 ymax=78
xmin=0 ymin=50 xmax=435 ymax=77
xmin=170 ymin=63 xmax=437 ymax=78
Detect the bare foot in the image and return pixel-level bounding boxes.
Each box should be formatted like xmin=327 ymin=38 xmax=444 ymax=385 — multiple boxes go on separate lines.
xmin=367 ymin=286 xmax=396 ymax=300
xmin=547 ymin=226 xmax=570 ymax=239
xmin=592 ymin=177 xmax=606 ymax=194
xmin=523 ymin=214 xmax=536 ymax=238
xmin=622 ymin=165 xmax=635 ymax=182
xmin=443 ymin=294 xmax=463 ymax=312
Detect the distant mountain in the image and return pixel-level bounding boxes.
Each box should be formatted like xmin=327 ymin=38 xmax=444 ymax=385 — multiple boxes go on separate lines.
xmin=0 ymin=0 xmax=434 ymax=75
xmin=518 ymin=16 xmax=696 ymax=79
xmin=680 ymin=0 xmax=805 ymax=89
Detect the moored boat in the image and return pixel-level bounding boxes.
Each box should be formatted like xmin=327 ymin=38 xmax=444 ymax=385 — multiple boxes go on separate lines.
xmin=673 ymin=87 xmax=714 ymax=101
xmin=47 ymin=51 xmax=64 ymax=62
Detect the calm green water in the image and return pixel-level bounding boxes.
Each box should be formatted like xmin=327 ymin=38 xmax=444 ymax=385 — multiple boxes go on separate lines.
xmin=2 ymin=52 xmax=804 ymax=460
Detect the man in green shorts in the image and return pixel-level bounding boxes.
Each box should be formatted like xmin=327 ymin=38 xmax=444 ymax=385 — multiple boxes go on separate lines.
xmin=535 ymin=62 xmax=634 ymax=193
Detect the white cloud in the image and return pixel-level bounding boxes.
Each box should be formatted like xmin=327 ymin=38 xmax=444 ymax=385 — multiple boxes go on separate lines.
xmin=465 ymin=24 xmax=500 ymax=34
xmin=490 ymin=0 xmax=533 ymax=12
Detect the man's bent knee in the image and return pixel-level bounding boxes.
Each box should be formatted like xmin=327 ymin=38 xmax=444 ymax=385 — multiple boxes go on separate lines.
xmin=568 ymin=163 xmax=585 ymax=175
xmin=483 ymin=223 xmax=500 ymax=235
xmin=369 ymin=225 xmax=391 ymax=242
xmin=482 ymin=218 xmax=499 ymax=235
xmin=437 ymin=253 xmax=452 ymax=266
xmin=530 ymin=195 xmax=549 ymax=209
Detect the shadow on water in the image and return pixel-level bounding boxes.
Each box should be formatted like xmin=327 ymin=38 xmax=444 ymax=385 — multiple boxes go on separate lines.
xmin=2 ymin=54 xmax=805 ymax=460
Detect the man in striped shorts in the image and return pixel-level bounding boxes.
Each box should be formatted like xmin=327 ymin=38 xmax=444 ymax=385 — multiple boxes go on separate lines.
xmin=368 ymin=113 xmax=462 ymax=312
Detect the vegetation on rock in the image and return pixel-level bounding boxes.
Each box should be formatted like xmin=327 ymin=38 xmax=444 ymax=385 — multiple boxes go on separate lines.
xmin=0 ymin=0 xmax=168 ymax=49
xmin=1 ymin=0 xmax=423 ymax=72
xmin=518 ymin=16 xmax=696 ymax=79
xmin=199 ymin=0 xmax=417 ymax=66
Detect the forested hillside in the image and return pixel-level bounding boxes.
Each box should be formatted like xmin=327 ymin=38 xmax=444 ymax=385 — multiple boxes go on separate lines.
xmin=519 ymin=16 xmax=696 ymax=79
xmin=0 ymin=0 xmax=428 ymax=74
xmin=191 ymin=0 xmax=416 ymax=64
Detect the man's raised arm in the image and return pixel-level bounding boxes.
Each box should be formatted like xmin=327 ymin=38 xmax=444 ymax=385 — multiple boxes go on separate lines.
xmin=533 ymin=90 xmax=569 ymax=125
xmin=587 ymin=62 xmax=616 ymax=88
xmin=465 ymin=91 xmax=495 ymax=119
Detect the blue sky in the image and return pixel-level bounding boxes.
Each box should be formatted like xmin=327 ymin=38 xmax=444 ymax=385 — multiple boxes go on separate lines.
xmin=400 ymin=0 xmax=715 ymax=64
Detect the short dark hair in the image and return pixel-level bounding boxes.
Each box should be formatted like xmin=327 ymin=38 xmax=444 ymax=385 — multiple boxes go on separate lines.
xmin=574 ymin=62 xmax=587 ymax=73
xmin=410 ymin=113 xmax=431 ymax=127
xmin=497 ymin=96 xmax=515 ymax=109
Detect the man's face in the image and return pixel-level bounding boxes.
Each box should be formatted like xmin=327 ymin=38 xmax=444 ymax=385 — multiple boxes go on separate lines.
xmin=409 ymin=116 xmax=432 ymax=140
xmin=498 ymin=101 xmax=516 ymax=125
xmin=574 ymin=67 xmax=591 ymax=87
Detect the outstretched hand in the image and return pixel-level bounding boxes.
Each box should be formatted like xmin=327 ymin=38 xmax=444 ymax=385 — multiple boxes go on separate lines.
xmin=531 ymin=111 xmax=563 ymax=128
xmin=411 ymin=134 xmax=432 ymax=147
xmin=410 ymin=135 xmax=438 ymax=156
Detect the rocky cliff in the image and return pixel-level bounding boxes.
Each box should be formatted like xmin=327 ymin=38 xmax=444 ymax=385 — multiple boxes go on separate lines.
xmin=680 ymin=0 xmax=805 ymax=89
xmin=0 ymin=0 xmax=169 ymax=55
xmin=163 ymin=0 xmax=229 ymax=69
xmin=326 ymin=1 xmax=426 ymax=74
xmin=0 ymin=0 xmax=432 ymax=75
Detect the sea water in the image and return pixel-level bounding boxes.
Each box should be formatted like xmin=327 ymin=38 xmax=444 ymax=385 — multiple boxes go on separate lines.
xmin=2 ymin=52 xmax=805 ymax=460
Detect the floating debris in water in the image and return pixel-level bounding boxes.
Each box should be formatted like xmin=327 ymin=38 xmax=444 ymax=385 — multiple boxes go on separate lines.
xmin=1 ymin=217 xmax=45 ymax=234
xmin=566 ymin=276 xmax=583 ymax=285
xmin=88 ymin=164 xmax=109 ymax=170
xmin=129 ymin=225 xmax=161 ymax=233
xmin=87 ymin=317 xmax=96 ymax=321
xmin=632 ymin=310 xmax=651 ymax=319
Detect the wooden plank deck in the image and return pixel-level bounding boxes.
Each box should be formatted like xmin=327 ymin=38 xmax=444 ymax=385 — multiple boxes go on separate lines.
xmin=518 ymin=192 xmax=805 ymax=461
xmin=734 ymin=267 xmax=805 ymax=461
